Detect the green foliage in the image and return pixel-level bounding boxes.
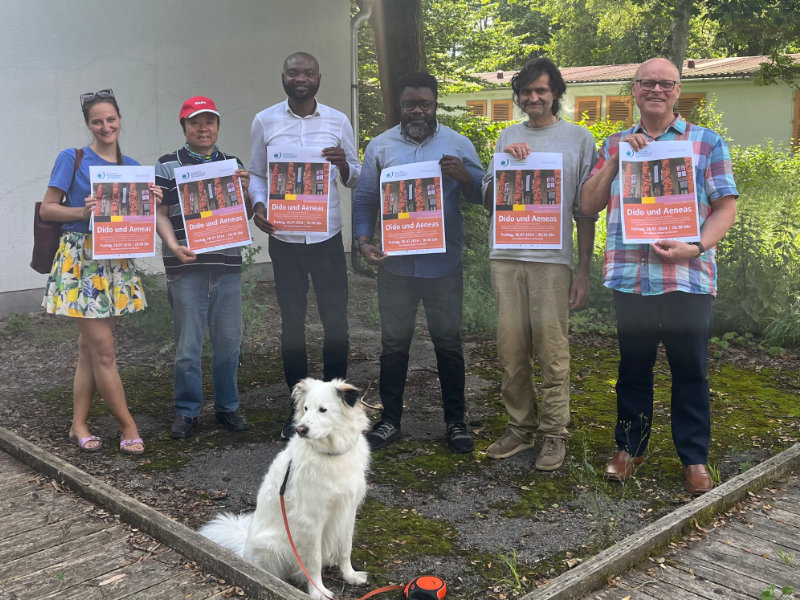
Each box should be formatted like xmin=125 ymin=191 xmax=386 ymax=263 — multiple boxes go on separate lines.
xmin=496 ymin=547 xmax=526 ymax=591
xmin=715 ymin=145 xmax=800 ymax=344
xmin=570 ymin=115 xmax=628 ymax=149
xmin=709 ymin=0 xmax=800 ymax=56
xmin=240 ymin=245 xmax=270 ymax=360
xmin=687 ymin=94 xmax=729 ymax=142
xmin=761 ymin=584 xmax=794 ymax=600
xmin=130 ymin=271 xmax=173 ymax=344
xmin=755 ymin=52 xmax=800 ymax=91
xmin=423 ymin=0 xmax=538 ymax=88
xmin=0 ymin=313 xmax=33 ymax=340
xmin=541 ymin=0 xmax=718 ymax=67
xmin=461 ymin=202 xmax=496 ymax=333
xmin=354 ymin=14 xmax=385 ymax=152
xmin=776 ymin=548 xmax=795 ymax=566
xmin=438 ymin=109 xmax=517 ymax=169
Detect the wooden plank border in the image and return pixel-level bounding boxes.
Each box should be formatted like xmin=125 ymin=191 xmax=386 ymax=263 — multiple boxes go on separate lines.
xmin=523 ymin=443 xmax=800 ymax=600
xmin=0 ymin=426 xmax=307 ymax=600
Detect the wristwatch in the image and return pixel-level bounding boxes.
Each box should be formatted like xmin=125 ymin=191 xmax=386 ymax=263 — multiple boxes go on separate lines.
xmin=690 ymin=241 xmax=705 ymax=256
xmin=357 ymin=238 xmax=373 ymax=247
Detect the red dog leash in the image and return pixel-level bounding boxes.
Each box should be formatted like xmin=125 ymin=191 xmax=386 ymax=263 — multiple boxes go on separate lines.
xmin=280 ymin=464 xmax=436 ymax=600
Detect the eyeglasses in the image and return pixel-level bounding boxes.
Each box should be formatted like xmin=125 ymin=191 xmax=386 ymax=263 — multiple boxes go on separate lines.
xmin=80 ymin=89 xmax=115 ymax=107
xmin=634 ymin=79 xmax=678 ymax=91
xmin=400 ymin=100 xmax=436 ymax=111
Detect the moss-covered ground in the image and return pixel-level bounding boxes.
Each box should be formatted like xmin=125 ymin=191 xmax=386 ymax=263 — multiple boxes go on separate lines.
xmin=3 ymin=288 xmax=799 ymax=599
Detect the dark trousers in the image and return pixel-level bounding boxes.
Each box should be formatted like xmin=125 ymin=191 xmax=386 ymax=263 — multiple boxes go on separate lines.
xmin=269 ymin=233 xmax=349 ymax=391
xmin=613 ymin=290 xmax=713 ymax=466
xmin=378 ymin=266 xmax=465 ymax=426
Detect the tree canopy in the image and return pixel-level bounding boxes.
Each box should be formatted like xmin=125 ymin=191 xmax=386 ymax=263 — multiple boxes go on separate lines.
xmin=356 ymin=0 xmax=800 ymax=143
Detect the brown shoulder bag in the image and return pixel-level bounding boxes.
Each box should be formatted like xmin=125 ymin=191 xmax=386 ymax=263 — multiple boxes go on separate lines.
xmin=30 ymin=148 xmax=84 ymax=274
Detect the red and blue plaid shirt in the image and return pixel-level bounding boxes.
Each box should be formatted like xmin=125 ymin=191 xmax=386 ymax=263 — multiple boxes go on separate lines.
xmin=586 ymin=115 xmax=738 ymax=297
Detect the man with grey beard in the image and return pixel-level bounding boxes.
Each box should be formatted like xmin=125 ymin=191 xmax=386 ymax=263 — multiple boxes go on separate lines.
xmin=353 ymin=71 xmax=485 ymax=453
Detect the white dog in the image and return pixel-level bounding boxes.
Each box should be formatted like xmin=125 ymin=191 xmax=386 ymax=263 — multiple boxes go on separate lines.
xmin=199 ymin=378 xmax=370 ymax=599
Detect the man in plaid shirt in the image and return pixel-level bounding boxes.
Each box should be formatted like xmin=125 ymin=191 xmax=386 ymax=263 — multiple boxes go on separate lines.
xmin=581 ymin=58 xmax=738 ymax=495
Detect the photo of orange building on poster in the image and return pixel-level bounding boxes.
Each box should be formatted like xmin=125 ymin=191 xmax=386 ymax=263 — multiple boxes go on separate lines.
xmin=93 ymin=181 xmax=154 ymax=218
xmin=267 ymin=146 xmax=330 ymax=234
xmin=174 ymin=158 xmax=251 ymax=254
xmin=382 ymin=176 xmax=441 ymax=217
xmin=618 ymin=140 xmax=700 ymax=244
xmin=380 ymin=160 xmax=445 ymax=256
xmin=89 ymin=165 xmax=156 ymax=259
xmin=180 ymin=174 xmax=245 ymax=215
xmin=492 ymin=152 xmax=563 ymax=249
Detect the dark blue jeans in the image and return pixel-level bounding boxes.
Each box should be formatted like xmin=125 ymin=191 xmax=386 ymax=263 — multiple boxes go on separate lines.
xmin=269 ymin=233 xmax=349 ymax=391
xmin=613 ymin=290 xmax=713 ymax=466
xmin=167 ymin=270 xmax=242 ymax=418
xmin=377 ymin=265 xmax=465 ymax=426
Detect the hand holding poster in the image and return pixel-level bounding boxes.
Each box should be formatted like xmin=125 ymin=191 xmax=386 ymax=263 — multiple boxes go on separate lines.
xmin=174 ymin=158 xmax=252 ymax=253
xmin=380 ymin=160 xmax=445 ymax=256
xmin=492 ymin=152 xmax=563 ymax=249
xmin=90 ymin=165 xmax=157 ymax=259
xmin=618 ymin=140 xmax=700 ymax=244
xmin=267 ymin=146 xmax=330 ymax=234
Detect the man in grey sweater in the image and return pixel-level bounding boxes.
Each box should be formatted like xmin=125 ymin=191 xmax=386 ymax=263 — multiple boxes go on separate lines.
xmin=482 ymin=58 xmax=597 ymax=470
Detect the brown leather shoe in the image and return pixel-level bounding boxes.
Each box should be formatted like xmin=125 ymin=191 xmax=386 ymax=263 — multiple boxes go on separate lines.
xmin=684 ymin=464 xmax=714 ymax=495
xmin=604 ymin=450 xmax=645 ymax=482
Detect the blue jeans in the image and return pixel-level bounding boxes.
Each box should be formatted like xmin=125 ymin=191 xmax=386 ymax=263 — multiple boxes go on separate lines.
xmin=268 ymin=233 xmax=349 ymax=391
xmin=377 ymin=265 xmax=465 ymax=426
xmin=167 ymin=270 xmax=242 ymax=418
xmin=613 ymin=290 xmax=713 ymax=466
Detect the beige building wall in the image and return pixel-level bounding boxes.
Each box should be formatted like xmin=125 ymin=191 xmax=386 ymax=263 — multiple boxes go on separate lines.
xmin=1 ymin=0 xmax=353 ymax=314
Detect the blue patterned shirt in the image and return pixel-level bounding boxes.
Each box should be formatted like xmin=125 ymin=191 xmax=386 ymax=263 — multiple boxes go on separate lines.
xmin=586 ymin=116 xmax=738 ymax=296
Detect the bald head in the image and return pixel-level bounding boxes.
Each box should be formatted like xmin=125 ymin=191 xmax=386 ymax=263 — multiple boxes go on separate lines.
xmin=632 ymin=57 xmax=682 ymax=131
xmin=635 ymin=58 xmax=680 ymax=82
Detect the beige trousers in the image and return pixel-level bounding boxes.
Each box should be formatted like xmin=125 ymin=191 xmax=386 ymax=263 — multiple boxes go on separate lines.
xmin=491 ymin=260 xmax=572 ymax=439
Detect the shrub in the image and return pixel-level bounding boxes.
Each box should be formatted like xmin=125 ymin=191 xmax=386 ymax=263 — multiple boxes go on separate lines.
xmin=716 ymin=145 xmax=800 ymax=344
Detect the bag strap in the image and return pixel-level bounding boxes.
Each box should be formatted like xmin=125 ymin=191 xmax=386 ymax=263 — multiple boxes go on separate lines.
xmin=62 ymin=148 xmax=84 ymax=205
xmin=73 ymin=147 xmax=84 ymax=175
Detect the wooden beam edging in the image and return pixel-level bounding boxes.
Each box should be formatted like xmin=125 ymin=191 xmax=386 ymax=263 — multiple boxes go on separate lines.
xmin=0 ymin=426 xmax=307 ymax=600
xmin=522 ymin=442 xmax=800 ymax=600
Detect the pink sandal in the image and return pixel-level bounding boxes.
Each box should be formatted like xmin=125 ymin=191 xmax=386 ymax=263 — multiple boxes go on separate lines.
xmin=69 ymin=430 xmax=103 ymax=452
xmin=119 ymin=438 xmax=145 ymax=455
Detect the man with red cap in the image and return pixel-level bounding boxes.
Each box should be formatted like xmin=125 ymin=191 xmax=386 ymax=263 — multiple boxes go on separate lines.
xmin=155 ymin=96 xmax=253 ymax=439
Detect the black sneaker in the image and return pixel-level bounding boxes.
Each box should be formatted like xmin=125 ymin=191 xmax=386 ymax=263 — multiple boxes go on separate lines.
xmin=366 ymin=421 xmax=401 ymax=450
xmin=280 ymin=411 xmax=297 ymax=440
xmin=215 ymin=408 xmax=249 ymax=432
xmin=446 ymin=422 xmax=474 ymax=453
xmin=171 ymin=414 xmax=197 ymax=439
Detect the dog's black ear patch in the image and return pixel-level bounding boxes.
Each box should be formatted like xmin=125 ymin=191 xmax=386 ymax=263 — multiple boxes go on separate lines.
xmin=337 ymin=385 xmax=360 ymax=408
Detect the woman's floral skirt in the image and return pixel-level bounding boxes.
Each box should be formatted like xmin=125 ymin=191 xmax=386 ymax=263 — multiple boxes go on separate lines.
xmin=42 ymin=232 xmax=147 ymax=318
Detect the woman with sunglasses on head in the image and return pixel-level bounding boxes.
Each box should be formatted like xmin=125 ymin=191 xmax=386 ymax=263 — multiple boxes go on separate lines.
xmin=39 ymin=89 xmax=162 ymax=455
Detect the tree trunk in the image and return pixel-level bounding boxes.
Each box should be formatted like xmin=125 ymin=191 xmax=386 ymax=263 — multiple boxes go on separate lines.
xmin=662 ymin=0 xmax=692 ymax=76
xmin=368 ymin=0 xmax=426 ymax=127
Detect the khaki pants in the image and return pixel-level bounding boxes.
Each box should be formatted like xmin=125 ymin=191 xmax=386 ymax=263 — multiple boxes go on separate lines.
xmin=491 ymin=260 xmax=571 ymax=439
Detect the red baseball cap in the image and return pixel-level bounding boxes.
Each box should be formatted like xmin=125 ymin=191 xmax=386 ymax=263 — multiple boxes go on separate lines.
xmin=179 ymin=96 xmax=220 ymax=121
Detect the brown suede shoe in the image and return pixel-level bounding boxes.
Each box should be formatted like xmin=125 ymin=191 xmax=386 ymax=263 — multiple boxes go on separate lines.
xmin=684 ymin=464 xmax=714 ymax=495
xmin=604 ymin=450 xmax=645 ymax=482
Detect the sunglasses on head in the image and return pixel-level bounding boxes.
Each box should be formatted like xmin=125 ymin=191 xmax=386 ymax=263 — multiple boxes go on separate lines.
xmin=80 ymin=89 xmax=115 ymax=107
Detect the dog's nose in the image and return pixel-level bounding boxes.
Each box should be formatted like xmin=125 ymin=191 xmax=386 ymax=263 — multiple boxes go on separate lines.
xmin=296 ymin=425 xmax=308 ymax=437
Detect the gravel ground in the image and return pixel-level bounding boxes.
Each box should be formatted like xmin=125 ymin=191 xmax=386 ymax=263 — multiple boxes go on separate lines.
xmin=1 ymin=271 xmax=797 ymax=599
